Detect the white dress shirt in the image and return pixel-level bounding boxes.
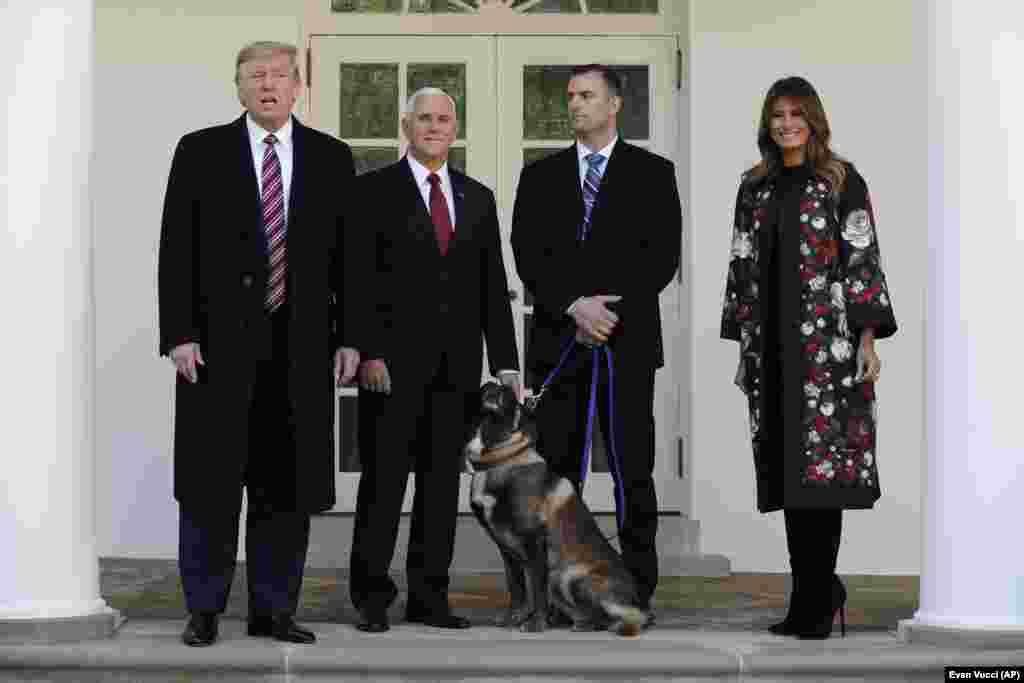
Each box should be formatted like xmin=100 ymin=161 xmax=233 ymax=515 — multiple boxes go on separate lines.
xmin=407 ymin=154 xmax=456 ymax=230
xmin=247 ymin=114 xmax=294 ymax=225
xmin=576 ymin=136 xmax=618 ymax=190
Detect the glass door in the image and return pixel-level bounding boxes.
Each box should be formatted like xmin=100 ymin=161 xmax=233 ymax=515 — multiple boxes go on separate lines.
xmin=309 ymin=34 xmax=682 ymax=516
xmin=310 ymin=35 xmax=497 ymax=512
xmin=496 ymin=35 xmax=681 ymax=512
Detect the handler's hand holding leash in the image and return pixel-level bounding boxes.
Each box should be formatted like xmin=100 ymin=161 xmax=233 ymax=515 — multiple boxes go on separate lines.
xmin=570 ymin=294 xmax=621 ymax=346
xmin=359 ymin=359 xmax=391 ymax=394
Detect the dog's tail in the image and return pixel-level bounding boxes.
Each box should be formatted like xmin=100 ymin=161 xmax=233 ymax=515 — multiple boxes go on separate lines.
xmin=602 ymin=601 xmax=646 ymax=637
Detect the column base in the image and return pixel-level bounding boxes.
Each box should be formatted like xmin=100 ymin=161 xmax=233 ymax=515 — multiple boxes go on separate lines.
xmin=0 ymin=609 xmax=122 ymax=644
xmin=899 ymin=618 xmax=1024 ymax=650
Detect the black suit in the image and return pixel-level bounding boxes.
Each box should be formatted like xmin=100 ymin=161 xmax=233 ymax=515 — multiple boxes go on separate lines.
xmin=158 ymin=114 xmax=362 ymax=617
xmin=511 ymin=141 xmax=681 ymax=606
xmin=349 ymin=159 xmax=518 ymax=614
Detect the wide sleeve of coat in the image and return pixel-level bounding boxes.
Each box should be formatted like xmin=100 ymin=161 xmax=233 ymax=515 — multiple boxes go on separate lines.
xmin=511 ymin=162 xmax=577 ymax=320
xmin=605 ymin=155 xmax=681 ymax=302
xmin=331 ymin=142 xmax=364 ymax=354
xmin=836 ymin=165 xmax=897 ymax=340
xmin=720 ymin=182 xmax=749 ymax=342
xmin=157 ymin=135 xmax=199 ymax=357
xmin=479 ymin=187 xmax=521 ymax=375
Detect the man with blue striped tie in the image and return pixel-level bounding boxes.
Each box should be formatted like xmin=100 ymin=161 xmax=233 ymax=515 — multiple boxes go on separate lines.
xmin=511 ymin=64 xmax=682 ymax=627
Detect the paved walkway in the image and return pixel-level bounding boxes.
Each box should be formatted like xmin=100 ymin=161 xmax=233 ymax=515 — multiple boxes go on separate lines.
xmin=1 ymin=618 xmax=1023 ymax=682
xmin=1 ymin=560 xmax=1021 ymax=681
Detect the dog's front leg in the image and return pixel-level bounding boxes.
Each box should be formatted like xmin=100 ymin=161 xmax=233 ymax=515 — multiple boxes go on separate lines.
xmin=518 ymin=536 xmax=549 ymax=633
xmin=495 ymin=547 xmax=531 ymax=627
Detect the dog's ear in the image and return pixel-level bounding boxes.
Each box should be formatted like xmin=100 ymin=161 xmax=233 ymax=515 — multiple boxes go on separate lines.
xmin=480 ymin=381 xmax=504 ymax=414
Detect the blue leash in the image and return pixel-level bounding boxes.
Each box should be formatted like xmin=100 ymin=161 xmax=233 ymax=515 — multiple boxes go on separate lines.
xmin=526 ymin=337 xmax=627 ymax=532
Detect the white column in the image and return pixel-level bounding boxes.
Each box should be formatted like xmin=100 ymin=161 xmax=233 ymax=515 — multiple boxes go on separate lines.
xmin=0 ymin=1 xmax=115 ymax=639
xmin=901 ymin=0 xmax=1024 ymax=647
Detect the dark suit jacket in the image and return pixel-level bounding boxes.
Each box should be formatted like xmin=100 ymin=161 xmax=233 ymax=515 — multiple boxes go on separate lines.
xmin=158 ymin=114 xmax=363 ymax=513
xmin=511 ymin=141 xmax=681 ymax=374
xmin=358 ymin=159 xmax=518 ymax=393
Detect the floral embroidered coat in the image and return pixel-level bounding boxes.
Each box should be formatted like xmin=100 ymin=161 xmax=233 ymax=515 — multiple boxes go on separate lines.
xmin=720 ymin=163 xmax=897 ymax=512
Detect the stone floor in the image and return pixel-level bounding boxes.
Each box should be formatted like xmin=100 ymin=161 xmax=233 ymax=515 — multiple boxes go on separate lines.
xmin=98 ymin=558 xmax=920 ymax=632
xmin=1 ymin=560 xmax=1021 ymax=682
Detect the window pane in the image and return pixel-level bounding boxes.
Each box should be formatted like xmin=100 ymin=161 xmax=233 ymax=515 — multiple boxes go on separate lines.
xmin=338 ymin=396 xmax=361 ymax=472
xmin=407 ymin=63 xmax=467 ymax=139
xmin=523 ymin=147 xmax=561 ymax=168
xmin=331 ymin=0 xmax=401 ymax=11
xmin=339 ymin=63 xmax=399 ymax=139
xmin=353 ymin=147 xmax=399 ymax=175
xmin=614 ymin=65 xmax=650 ymax=140
xmin=523 ymin=65 xmax=573 ymax=140
xmin=523 ymin=65 xmax=650 ymax=141
xmin=513 ymin=0 xmax=581 ymax=12
xmin=409 ymin=0 xmax=477 ymax=12
xmin=587 ymin=0 xmax=658 ymax=12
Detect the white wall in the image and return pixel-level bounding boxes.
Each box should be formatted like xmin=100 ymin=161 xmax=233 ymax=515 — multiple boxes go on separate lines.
xmin=688 ymin=0 xmax=927 ymax=573
xmin=93 ymin=2 xmax=300 ymax=558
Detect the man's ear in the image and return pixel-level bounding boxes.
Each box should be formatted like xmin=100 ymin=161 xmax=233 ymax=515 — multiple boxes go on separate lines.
xmin=611 ymin=95 xmax=623 ymax=116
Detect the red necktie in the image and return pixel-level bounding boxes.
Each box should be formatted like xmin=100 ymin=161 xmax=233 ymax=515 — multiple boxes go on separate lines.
xmin=428 ymin=173 xmax=454 ymax=256
xmin=262 ymin=134 xmax=286 ymax=312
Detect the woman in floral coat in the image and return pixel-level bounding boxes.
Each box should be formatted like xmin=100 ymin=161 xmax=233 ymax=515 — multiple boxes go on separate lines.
xmin=721 ymin=76 xmax=897 ymax=639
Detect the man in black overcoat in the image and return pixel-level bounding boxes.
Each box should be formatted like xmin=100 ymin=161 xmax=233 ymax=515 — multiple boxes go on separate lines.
xmin=348 ymin=87 xmax=520 ymax=633
xmin=510 ymin=65 xmax=681 ymax=622
xmin=157 ymin=41 xmax=364 ymax=646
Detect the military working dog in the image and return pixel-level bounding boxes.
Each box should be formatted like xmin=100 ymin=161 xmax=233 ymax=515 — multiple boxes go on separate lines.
xmin=464 ymin=382 xmax=647 ymax=636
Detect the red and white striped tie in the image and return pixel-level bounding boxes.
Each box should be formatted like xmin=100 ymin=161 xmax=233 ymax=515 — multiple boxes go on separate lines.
xmin=262 ymin=134 xmax=286 ymax=312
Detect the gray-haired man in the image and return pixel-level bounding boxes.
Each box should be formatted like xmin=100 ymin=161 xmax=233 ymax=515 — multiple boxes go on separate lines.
xmin=348 ymin=88 xmax=520 ymax=632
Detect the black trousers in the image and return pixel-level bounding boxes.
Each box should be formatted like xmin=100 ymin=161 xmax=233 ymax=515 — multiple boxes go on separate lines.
xmin=349 ymin=352 xmax=473 ymax=613
xmin=533 ymin=348 xmax=659 ymax=607
xmin=178 ymin=306 xmax=311 ymax=617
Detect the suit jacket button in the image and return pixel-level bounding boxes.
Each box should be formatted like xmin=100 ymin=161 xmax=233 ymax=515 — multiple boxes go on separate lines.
xmin=242 ymin=275 xmax=253 ymax=288
xmin=439 ymin=303 xmax=449 ymax=315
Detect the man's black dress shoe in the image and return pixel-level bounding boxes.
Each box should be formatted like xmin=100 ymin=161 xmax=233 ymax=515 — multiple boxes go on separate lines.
xmin=405 ymin=609 xmax=471 ymax=629
xmin=182 ymin=613 xmax=218 ymax=647
xmin=356 ymin=607 xmax=390 ymax=633
xmin=247 ymin=615 xmax=316 ymax=644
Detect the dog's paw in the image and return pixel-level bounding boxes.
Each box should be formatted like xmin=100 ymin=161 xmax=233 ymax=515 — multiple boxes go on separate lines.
xmin=545 ymin=607 xmax=573 ymax=627
xmin=519 ymin=613 xmax=547 ymax=633
xmin=495 ymin=607 xmax=532 ymax=628
xmin=570 ymin=620 xmax=606 ymax=632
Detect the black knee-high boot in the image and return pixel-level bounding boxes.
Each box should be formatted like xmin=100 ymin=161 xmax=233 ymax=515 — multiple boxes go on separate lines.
xmin=770 ymin=509 xmax=807 ymax=634
xmin=794 ymin=509 xmax=846 ymax=639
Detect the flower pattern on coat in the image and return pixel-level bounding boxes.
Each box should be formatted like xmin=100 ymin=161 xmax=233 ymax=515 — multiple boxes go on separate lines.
xmin=721 ymin=164 xmax=897 ymax=503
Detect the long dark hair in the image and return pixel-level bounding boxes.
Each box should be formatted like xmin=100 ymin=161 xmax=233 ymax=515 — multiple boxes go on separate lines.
xmin=747 ymin=76 xmax=846 ymax=194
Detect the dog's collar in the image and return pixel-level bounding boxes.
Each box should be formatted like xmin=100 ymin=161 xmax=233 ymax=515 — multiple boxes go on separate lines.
xmin=473 ymin=432 xmax=533 ymax=470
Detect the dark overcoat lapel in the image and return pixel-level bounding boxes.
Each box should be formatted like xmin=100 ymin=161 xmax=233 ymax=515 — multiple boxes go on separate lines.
xmin=234 ymin=117 xmax=263 ymax=249
xmin=449 ymin=169 xmax=473 ymax=253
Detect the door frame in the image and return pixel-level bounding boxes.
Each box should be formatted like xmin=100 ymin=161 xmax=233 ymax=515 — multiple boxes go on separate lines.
xmin=308 ymin=32 xmax=689 ymax=516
